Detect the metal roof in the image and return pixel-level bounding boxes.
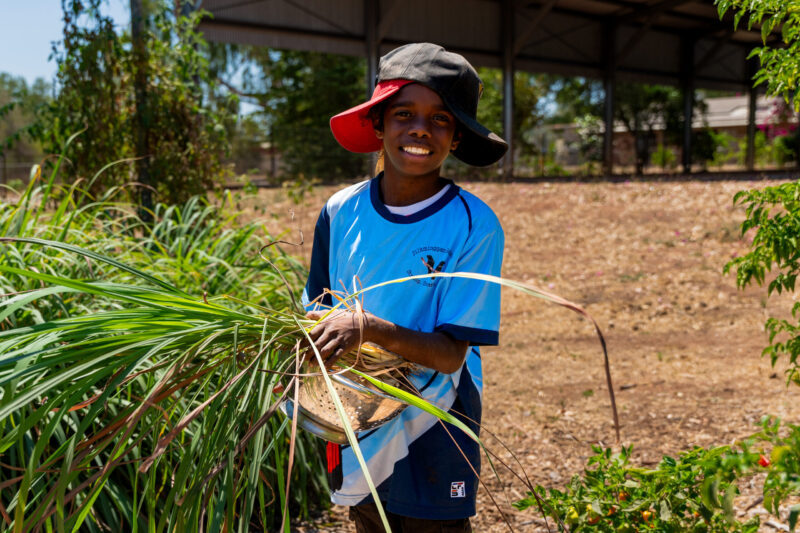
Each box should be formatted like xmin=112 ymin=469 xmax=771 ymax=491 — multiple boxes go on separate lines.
xmin=197 ymin=0 xmax=770 ymax=91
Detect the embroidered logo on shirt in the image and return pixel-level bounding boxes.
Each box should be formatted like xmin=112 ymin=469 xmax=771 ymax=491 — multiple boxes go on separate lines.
xmin=450 ymin=481 xmax=466 ymax=498
xmin=407 ymin=246 xmax=453 ymax=287
xmin=422 ymin=255 xmax=445 ymax=277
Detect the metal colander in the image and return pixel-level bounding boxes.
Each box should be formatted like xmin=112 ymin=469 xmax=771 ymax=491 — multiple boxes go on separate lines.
xmin=280 ymin=369 xmax=410 ymax=444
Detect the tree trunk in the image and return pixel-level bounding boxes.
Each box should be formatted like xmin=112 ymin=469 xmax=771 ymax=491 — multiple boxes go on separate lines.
xmin=130 ymin=0 xmax=153 ymax=220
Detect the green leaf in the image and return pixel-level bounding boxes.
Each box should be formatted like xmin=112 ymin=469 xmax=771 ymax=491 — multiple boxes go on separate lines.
xmin=701 ymin=475 xmax=721 ymax=509
xmin=789 ymin=504 xmax=799 ymax=532
xmin=659 ymin=499 xmax=672 ymax=521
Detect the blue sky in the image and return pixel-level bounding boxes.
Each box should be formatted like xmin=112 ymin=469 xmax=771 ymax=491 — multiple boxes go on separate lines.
xmin=0 ymin=0 xmax=130 ymax=85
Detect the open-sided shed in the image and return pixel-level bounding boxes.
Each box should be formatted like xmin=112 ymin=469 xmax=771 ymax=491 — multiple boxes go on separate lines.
xmin=196 ymin=0 xmax=773 ymax=176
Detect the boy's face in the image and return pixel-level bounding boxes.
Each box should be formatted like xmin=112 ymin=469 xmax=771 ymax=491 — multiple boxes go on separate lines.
xmin=376 ymin=84 xmax=460 ymax=181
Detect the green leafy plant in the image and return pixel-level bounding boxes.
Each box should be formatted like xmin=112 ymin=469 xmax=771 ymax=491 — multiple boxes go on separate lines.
xmin=0 ymin=156 xmax=328 ymax=531
xmin=652 ymin=144 xmax=678 ymax=171
xmin=516 ymin=445 xmax=761 ymax=532
xmin=724 ymin=180 xmax=800 ymax=385
xmin=716 ymin=0 xmax=800 ymax=110
xmin=700 ymin=417 xmax=800 ymax=532
xmin=40 ymin=0 xmax=234 ymax=205
xmin=745 ymin=417 xmax=800 ymax=530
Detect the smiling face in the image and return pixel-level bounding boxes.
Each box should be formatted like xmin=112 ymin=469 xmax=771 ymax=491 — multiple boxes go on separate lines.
xmin=376 ymin=83 xmax=460 ymax=186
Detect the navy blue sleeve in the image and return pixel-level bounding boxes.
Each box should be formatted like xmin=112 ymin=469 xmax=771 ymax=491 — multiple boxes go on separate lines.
xmin=301 ymin=205 xmax=332 ymax=309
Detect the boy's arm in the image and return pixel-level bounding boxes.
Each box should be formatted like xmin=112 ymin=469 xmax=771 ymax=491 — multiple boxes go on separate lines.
xmin=306 ymin=309 xmax=469 ymax=374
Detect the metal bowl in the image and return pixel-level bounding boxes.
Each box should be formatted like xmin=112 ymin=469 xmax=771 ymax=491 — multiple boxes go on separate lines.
xmin=279 ymin=371 xmax=409 ymax=444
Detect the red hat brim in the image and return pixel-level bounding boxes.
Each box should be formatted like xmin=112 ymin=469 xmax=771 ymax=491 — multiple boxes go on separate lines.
xmin=330 ymin=79 xmax=414 ymax=153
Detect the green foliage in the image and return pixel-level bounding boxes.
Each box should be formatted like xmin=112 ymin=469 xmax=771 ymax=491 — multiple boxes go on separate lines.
xmin=774 ymin=131 xmax=800 ymax=165
xmin=693 ymin=129 xmax=728 ymax=169
xmin=614 ymin=83 xmax=691 ymax=175
xmin=219 ymin=46 xmax=368 ymax=182
xmin=546 ymin=77 xmax=604 ymax=124
xmin=700 ymin=417 xmax=800 ymax=531
xmin=652 ymin=144 xmax=678 ymax=171
xmin=574 ymin=114 xmax=604 ymax=164
xmin=516 ymin=445 xmax=761 ymax=532
xmin=724 ymin=180 xmax=800 ymax=384
xmin=749 ymin=417 xmax=800 ymax=528
xmin=476 ymin=69 xmax=549 ymax=156
xmin=39 ymin=0 xmax=234 ymax=204
xmin=41 ymin=0 xmax=129 ymax=189
xmin=716 ymin=0 xmax=800 ymax=109
xmin=0 ymin=156 xmax=328 ymax=531
xmin=0 ymin=73 xmax=50 ymax=167
xmin=270 ymin=51 xmax=367 ymax=181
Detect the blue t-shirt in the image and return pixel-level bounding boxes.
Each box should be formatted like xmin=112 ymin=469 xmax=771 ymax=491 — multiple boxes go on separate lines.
xmin=302 ymin=174 xmax=504 ymax=519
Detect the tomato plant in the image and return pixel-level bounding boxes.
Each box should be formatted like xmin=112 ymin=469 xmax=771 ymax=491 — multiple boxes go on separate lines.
xmin=515 ymin=445 xmax=761 ymax=532
xmin=733 ymin=417 xmax=800 ymax=531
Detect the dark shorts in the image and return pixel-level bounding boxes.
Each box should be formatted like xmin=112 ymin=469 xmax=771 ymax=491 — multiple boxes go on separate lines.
xmin=349 ymin=503 xmax=472 ymax=533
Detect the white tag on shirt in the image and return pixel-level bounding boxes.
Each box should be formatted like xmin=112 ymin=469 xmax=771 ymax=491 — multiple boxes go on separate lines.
xmin=450 ymin=481 xmax=466 ymax=498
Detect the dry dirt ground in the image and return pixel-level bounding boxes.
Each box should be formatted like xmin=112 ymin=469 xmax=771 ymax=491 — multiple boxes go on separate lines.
xmin=243 ymin=178 xmax=800 ymax=532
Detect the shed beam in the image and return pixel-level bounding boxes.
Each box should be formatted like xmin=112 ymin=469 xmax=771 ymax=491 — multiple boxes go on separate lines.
xmin=513 ymin=0 xmax=558 ymax=56
xmin=376 ymin=0 xmax=402 ymax=42
xmin=543 ymin=4 xmax=760 ymax=42
xmin=693 ymin=29 xmax=735 ymax=72
xmin=616 ymin=0 xmax=694 ymax=24
xmin=616 ymin=19 xmax=655 ymax=64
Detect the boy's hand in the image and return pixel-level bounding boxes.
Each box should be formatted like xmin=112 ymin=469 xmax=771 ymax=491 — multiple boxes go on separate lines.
xmin=305 ymin=310 xmax=371 ymax=367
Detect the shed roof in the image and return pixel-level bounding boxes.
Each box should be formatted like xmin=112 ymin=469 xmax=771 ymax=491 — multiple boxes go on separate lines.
xmin=197 ymin=0 xmax=773 ymax=91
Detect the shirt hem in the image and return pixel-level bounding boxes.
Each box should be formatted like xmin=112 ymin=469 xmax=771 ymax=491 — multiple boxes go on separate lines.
xmin=436 ymin=323 xmax=499 ymax=346
xmin=331 ymin=494 xmax=476 ymax=520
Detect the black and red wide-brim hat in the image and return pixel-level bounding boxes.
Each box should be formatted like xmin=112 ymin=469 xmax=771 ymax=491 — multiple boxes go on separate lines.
xmin=330 ymin=43 xmax=508 ymax=167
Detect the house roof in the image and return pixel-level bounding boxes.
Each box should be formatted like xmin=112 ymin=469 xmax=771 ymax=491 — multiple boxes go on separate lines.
xmin=699 ymin=95 xmax=796 ymax=129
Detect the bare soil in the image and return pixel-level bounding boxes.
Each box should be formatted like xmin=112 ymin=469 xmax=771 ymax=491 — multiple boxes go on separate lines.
xmin=244 ymin=179 xmax=800 ymax=532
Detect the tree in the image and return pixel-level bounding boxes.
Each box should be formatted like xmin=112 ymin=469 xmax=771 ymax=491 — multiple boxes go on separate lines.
xmin=612 ymin=83 xmax=686 ymax=175
xmin=0 ymin=74 xmax=51 ymax=186
xmin=212 ymin=45 xmax=367 ymax=183
xmin=719 ymin=3 xmax=800 ymax=521
xmin=475 ymin=69 xmax=549 ymax=158
xmin=545 ymin=76 xmax=604 ymax=125
xmin=39 ymin=0 xmax=234 ymax=205
xmin=716 ymin=0 xmax=800 ymax=110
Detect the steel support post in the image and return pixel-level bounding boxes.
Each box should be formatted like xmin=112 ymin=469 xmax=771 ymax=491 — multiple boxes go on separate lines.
xmin=602 ymin=22 xmax=616 ymax=176
xmin=501 ymin=0 xmax=514 ymax=180
xmin=745 ymin=61 xmax=757 ymax=171
xmin=681 ymin=36 xmax=695 ymax=174
xmin=365 ymin=0 xmax=379 ymax=175
xmin=365 ymin=0 xmax=378 ymax=96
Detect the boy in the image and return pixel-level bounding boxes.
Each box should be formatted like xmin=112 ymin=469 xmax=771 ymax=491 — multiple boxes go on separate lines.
xmin=302 ymin=42 xmax=507 ymax=532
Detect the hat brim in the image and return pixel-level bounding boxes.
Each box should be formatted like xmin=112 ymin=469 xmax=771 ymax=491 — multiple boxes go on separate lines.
xmin=329 ymin=79 xmax=413 ymax=153
xmin=330 ymin=79 xmax=508 ymax=167
xmin=449 ymin=110 xmax=508 ymax=167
